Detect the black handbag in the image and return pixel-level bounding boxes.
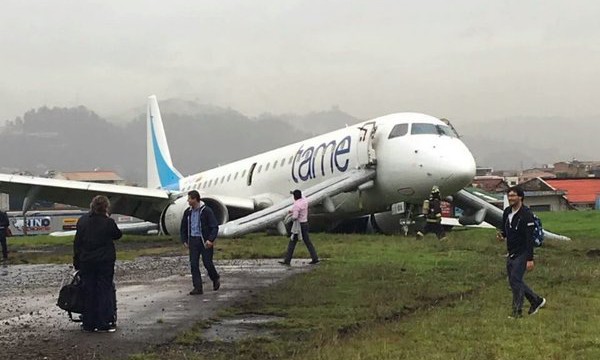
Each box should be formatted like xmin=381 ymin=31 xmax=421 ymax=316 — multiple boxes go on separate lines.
xmin=57 ymin=270 xmax=85 ymax=321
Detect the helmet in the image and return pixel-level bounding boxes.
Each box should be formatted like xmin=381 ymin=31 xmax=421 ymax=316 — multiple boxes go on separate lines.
xmin=431 ymin=186 xmax=440 ymax=194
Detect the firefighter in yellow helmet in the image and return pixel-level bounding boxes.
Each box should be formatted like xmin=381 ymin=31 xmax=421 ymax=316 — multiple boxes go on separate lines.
xmin=416 ymin=186 xmax=446 ymax=240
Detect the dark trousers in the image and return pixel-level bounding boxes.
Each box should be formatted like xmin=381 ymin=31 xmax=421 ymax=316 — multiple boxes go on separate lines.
xmin=189 ymin=237 xmax=219 ymax=290
xmin=506 ymin=253 xmax=542 ymax=314
xmin=80 ymin=262 xmax=115 ymax=330
xmin=284 ymin=222 xmax=319 ymax=263
xmin=0 ymin=232 xmax=7 ymax=258
xmin=422 ymin=222 xmax=445 ymax=239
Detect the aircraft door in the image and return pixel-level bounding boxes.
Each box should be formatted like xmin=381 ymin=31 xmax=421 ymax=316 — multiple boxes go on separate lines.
xmin=247 ymin=162 xmax=257 ymax=186
xmin=356 ymin=121 xmax=377 ymax=168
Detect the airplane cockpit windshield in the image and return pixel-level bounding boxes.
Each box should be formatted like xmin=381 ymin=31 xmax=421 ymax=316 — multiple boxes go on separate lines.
xmin=388 ymin=123 xmax=409 ymax=139
xmin=388 ymin=122 xmax=458 ymax=140
xmin=411 ymin=123 xmax=457 ymax=137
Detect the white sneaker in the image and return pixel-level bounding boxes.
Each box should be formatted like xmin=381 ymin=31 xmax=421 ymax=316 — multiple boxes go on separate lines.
xmin=528 ymin=298 xmax=546 ymax=315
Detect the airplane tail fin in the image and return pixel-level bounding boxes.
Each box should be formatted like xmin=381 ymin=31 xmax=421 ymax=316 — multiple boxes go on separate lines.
xmin=147 ymin=95 xmax=182 ymax=190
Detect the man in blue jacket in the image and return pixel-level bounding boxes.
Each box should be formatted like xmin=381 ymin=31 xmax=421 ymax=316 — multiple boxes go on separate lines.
xmin=180 ymin=190 xmax=220 ymax=295
xmin=498 ymin=187 xmax=546 ymax=318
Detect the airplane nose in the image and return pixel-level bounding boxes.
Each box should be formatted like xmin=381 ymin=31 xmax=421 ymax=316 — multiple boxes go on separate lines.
xmin=437 ymin=140 xmax=476 ymax=194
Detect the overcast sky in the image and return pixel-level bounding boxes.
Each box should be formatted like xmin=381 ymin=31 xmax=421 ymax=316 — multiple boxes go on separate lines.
xmin=1 ymin=0 xmax=599 ymax=124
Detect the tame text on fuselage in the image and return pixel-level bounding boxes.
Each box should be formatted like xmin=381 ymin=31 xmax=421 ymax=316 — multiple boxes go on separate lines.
xmin=291 ymin=135 xmax=352 ymax=183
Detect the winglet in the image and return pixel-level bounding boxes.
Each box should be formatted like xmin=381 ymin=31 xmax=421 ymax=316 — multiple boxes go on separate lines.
xmin=147 ymin=95 xmax=182 ymax=190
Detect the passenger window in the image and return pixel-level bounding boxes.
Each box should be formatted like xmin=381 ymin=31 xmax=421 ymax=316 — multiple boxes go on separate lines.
xmin=265 ymin=163 xmax=270 ymax=171
xmin=241 ymin=170 xmax=246 ymax=178
xmin=227 ymin=174 xmax=231 ymax=182
xmin=221 ymin=176 xmax=225 ymax=184
xmin=257 ymin=165 xmax=262 ymax=173
xmin=234 ymin=172 xmax=238 ymax=180
xmin=282 ymin=158 xmax=286 ymax=166
xmin=273 ymin=160 xmax=278 ymax=169
xmin=288 ymin=156 xmax=293 ymax=164
xmin=388 ymin=124 xmax=409 ymax=139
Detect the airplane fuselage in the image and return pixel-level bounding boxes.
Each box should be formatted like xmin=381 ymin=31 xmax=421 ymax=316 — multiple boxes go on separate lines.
xmin=174 ymin=113 xmax=476 ymax=227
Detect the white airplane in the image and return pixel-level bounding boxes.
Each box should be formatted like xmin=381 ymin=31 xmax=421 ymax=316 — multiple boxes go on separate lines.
xmin=0 ymin=96 xmax=568 ymax=240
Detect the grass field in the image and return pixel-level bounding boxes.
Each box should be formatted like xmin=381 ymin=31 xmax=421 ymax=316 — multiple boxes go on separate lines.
xmin=6 ymin=211 xmax=600 ymax=359
xmin=127 ymin=211 xmax=600 ymax=360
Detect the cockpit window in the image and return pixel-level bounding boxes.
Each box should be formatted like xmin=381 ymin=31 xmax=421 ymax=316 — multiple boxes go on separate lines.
xmin=437 ymin=125 xmax=458 ymax=137
xmin=388 ymin=123 xmax=409 ymax=139
xmin=411 ymin=123 xmax=457 ymax=137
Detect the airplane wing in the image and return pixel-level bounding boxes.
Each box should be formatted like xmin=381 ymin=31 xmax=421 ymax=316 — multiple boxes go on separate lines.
xmin=0 ymin=173 xmax=172 ymax=222
xmin=219 ymin=168 xmax=376 ymax=237
xmin=452 ymin=189 xmax=570 ymax=241
xmin=49 ymin=221 xmax=158 ymax=237
xmin=440 ymin=217 xmax=495 ymax=229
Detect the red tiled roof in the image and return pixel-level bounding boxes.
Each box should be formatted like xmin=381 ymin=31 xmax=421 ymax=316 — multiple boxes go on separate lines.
xmin=545 ymin=178 xmax=600 ymax=203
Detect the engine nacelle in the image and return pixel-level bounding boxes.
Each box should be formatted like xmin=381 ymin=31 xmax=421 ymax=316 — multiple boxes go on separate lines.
xmin=160 ymin=196 xmax=229 ymax=237
xmin=370 ymin=212 xmax=407 ymax=235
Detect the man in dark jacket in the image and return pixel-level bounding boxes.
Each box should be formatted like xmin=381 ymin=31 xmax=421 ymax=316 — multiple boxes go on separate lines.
xmin=0 ymin=209 xmax=9 ymax=260
xmin=73 ymin=195 xmax=122 ymax=332
xmin=180 ymin=190 xmax=220 ymax=295
xmin=498 ymin=186 xmax=546 ymax=319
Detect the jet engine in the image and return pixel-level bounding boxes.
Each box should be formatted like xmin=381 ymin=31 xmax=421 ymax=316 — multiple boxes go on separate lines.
xmin=369 ymin=212 xmax=409 ymax=235
xmin=160 ymin=196 xmax=229 ymax=237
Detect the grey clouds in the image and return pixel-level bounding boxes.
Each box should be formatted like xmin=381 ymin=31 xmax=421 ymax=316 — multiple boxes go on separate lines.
xmin=2 ymin=0 xmax=600 ymax=126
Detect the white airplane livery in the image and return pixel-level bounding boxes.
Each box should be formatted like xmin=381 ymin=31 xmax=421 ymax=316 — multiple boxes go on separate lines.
xmin=0 ymin=96 xmax=569 ymax=240
xmin=146 ymin=96 xmax=475 ymax=237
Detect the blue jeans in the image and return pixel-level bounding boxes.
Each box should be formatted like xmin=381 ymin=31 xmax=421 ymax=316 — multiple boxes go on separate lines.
xmin=189 ymin=237 xmax=219 ymax=290
xmin=506 ymin=253 xmax=542 ymax=313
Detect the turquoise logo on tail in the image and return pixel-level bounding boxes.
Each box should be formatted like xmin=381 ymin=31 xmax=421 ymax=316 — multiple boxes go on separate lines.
xmin=150 ymin=115 xmax=181 ymax=190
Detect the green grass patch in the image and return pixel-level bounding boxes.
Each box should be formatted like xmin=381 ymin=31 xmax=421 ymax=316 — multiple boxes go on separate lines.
xmin=131 ymin=211 xmax=600 ymax=360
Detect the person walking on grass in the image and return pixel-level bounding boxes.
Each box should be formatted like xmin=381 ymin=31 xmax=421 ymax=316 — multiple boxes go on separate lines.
xmin=279 ymin=189 xmax=319 ymax=266
xmin=497 ymin=186 xmax=546 ymax=319
xmin=416 ymin=186 xmax=446 ymax=240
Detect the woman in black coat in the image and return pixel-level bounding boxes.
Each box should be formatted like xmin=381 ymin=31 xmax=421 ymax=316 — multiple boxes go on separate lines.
xmin=73 ymin=195 xmax=122 ymax=332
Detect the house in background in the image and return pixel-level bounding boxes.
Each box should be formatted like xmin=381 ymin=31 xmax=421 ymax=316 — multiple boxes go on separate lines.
xmin=472 ymin=176 xmax=509 ymax=193
xmin=544 ymin=178 xmax=600 ymax=210
xmin=51 ymin=170 xmax=126 ymax=185
xmin=518 ymin=178 xmax=572 ymax=212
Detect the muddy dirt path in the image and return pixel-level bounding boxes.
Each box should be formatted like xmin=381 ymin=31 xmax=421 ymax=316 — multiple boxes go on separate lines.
xmin=0 ymin=257 xmax=310 ymax=360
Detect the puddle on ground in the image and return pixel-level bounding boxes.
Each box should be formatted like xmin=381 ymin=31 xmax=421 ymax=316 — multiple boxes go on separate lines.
xmin=201 ymin=314 xmax=283 ymax=342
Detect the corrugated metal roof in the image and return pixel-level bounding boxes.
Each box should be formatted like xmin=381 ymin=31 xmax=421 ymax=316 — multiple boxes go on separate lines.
xmin=545 ymin=178 xmax=600 ymax=204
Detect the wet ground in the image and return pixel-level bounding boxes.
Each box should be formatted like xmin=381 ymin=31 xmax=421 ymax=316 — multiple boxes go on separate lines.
xmin=0 ymin=257 xmax=311 ymax=360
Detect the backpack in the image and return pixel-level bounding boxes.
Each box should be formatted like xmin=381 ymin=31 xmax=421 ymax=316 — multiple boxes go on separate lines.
xmin=530 ymin=210 xmax=544 ymax=247
xmin=57 ymin=271 xmax=85 ymax=321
